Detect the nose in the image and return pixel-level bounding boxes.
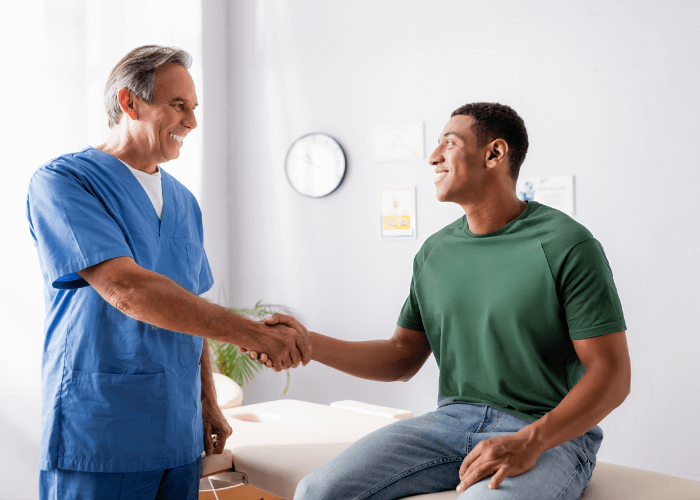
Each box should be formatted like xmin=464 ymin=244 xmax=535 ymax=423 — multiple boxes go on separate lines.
xmin=429 ymin=144 xmax=443 ymax=166
xmin=183 ymin=107 xmax=197 ymax=130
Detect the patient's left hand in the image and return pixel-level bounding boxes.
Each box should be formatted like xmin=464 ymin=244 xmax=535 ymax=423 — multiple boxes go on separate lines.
xmin=456 ymin=431 xmax=543 ymax=493
xmin=202 ymin=398 xmax=232 ymax=456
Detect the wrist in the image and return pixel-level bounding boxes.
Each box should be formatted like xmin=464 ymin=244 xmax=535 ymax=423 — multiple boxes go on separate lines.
xmin=518 ymin=420 xmax=549 ymax=454
xmin=309 ymin=331 xmax=323 ymax=362
xmin=201 ymin=393 xmax=218 ymax=408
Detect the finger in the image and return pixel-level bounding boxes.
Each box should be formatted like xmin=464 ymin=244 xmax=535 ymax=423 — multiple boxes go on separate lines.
xmin=272 ymin=356 xmax=285 ymax=372
xmin=457 ymin=462 xmax=495 ymax=493
xmin=288 ymin=340 xmax=302 ymax=368
xmin=265 ymin=359 xmax=272 ymax=368
xmin=489 ymin=467 xmax=508 ymax=490
xmin=214 ymin=431 xmax=227 ymax=454
xmin=249 ymin=351 xmax=258 ymax=360
xmin=264 ymin=314 xmax=280 ymax=325
xmin=259 ymin=353 xmax=268 ymax=363
xmin=298 ymin=335 xmax=312 ymax=366
xmin=459 ymin=447 xmax=481 ymax=478
xmin=203 ymin=425 xmax=214 ymax=456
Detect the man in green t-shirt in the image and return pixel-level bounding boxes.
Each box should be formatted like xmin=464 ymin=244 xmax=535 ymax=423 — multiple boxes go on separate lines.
xmin=257 ymin=102 xmax=630 ymax=500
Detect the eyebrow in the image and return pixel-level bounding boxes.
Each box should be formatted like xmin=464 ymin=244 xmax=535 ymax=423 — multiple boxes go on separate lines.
xmin=171 ymin=97 xmax=199 ymax=107
xmin=438 ymin=131 xmax=464 ymax=144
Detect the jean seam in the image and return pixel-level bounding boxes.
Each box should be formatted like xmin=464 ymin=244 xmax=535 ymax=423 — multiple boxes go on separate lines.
xmin=482 ymin=411 xmax=502 ymax=432
xmin=474 ymin=406 xmax=488 ymax=433
xmin=354 ymin=455 xmax=464 ymax=500
xmin=554 ymin=459 xmax=590 ymax=500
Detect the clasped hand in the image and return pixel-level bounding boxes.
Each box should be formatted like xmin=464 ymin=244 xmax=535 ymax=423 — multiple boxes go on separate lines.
xmin=456 ymin=431 xmax=543 ymax=493
xmin=239 ymin=313 xmax=312 ymax=372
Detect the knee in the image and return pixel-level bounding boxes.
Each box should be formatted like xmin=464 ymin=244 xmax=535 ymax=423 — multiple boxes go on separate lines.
xmin=294 ymin=471 xmax=333 ymax=500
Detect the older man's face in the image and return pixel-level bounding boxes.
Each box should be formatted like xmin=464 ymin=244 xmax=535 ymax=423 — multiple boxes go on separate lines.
xmin=134 ymin=63 xmax=197 ymax=165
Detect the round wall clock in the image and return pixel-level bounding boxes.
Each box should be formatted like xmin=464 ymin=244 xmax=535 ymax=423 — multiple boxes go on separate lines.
xmin=285 ymin=133 xmax=347 ymax=198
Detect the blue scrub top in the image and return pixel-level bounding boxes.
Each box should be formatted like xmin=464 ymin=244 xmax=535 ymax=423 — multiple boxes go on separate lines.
xmin=26 ymin=147 xmax=214 ymax=473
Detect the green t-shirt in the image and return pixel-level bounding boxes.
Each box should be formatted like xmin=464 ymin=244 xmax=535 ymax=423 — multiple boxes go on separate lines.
xmin=397 ymin=201 xmax=626 ymax=423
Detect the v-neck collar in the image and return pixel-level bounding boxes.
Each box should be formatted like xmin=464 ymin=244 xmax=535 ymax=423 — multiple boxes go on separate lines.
xmin=89 ymin=147 xmax=171 ymax=237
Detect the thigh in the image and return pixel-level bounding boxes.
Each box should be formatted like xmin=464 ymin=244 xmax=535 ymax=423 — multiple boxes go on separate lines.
xmin=156 ymin=457 xmax=201 ymax=500
xmin=39 ymin=467 xmax=163 ymax=500
xmin=457 ymin=437 xmax=594 ymax=500
xmin=294 ymin=411 xmax=471 ymax=500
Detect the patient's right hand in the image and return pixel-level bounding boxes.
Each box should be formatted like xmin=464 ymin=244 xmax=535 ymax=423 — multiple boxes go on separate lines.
xmin=240 ymin=313 xmax=312 ymax=369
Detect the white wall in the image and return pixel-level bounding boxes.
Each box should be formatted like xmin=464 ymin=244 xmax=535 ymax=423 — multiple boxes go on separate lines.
xmin=220 ymin=0 xmax=700 ymax=480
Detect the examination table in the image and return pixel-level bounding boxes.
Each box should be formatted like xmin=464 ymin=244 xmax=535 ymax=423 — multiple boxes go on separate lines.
xmin=200 ymin=375 xmax=700 ymax=499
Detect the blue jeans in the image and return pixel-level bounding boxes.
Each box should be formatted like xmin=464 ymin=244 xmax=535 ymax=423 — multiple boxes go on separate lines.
xmin=295 ymin=402 xmax=602 ymax=500
xmin=39 ymin=456 xmax=201 ymax=500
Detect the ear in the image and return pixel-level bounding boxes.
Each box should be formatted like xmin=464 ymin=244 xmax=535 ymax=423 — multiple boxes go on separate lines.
xmin=485 ymin=139 xmax=509 ymax=169
xmin=117 ymin=88 xmax=137 ymax=121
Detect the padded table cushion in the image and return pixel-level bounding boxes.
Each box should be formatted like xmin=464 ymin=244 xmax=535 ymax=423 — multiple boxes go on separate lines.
xmin=223 ymin=400 xmax=700 ymax=500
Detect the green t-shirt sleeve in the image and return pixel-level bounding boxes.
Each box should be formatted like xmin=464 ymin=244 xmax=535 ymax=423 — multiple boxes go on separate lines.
xmin=557 ymin=238 xmax=627 ymax=340
xmin=397 ymin=275 xmax=425 ymax=332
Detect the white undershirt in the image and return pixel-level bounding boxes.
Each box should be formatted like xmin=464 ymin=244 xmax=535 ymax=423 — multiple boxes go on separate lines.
xmin=119 ymin=159 xmax=163 ymax=219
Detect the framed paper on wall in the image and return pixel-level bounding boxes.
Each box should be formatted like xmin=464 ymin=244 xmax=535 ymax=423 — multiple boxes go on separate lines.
xmin=516 ymin=176 xmax=575 ymax=217
xmin=374 ymin=123 xmax=424 ymax=163
xmin=379 ymin=187 xmax=416 ymax=239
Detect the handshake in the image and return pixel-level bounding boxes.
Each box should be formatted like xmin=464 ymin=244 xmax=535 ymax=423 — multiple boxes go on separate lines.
xmin=239 ymin=313 xmax=312 ymax=372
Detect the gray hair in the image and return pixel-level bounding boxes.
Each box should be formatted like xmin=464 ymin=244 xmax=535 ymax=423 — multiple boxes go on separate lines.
xmin=104 ymin=45 xmax=192 ymax=129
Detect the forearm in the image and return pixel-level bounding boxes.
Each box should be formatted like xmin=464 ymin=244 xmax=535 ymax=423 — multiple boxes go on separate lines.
xmin=106 ymin=265 xmax=263 ymax=347
xmin=200 ymin=339 xmax=217 ymax=405
xmin=520 ymin=365 xmax=630 ymax=453
xmin=310 ymin=331 xmax=426 ymax=382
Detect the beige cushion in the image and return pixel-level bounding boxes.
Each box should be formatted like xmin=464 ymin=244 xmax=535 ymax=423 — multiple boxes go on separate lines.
xmin=581 ymin=462 xmax=700 ymax=500
xmin=407 ymin=462 xmax=700 ymax=499
xmin=200 ymin=449 xmax=233 ymax=478
xmin=223 ymin=400 xmax=401 ymax=498
xmin=223 ymin=400 xmax=700 ymax=500
xmin=212 ymin=372 xmax=243 ymax=409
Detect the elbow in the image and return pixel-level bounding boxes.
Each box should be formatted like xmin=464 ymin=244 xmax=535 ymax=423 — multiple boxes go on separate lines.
xmin=395 ymin=363 xmax=422 ymax=382
xmin=105 ymin=280 xmax=137 ymax=317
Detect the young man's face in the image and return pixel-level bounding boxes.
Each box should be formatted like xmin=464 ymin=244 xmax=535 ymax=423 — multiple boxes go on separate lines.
xmin=429 ymin=114 xmax=488 ymax=204
xmin=132 ymin=63 xmax=198 ymax=165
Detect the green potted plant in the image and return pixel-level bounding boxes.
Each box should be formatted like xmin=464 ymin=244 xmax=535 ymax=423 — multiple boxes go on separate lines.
xmin=210 ymin=301 xmax=294 ymax=396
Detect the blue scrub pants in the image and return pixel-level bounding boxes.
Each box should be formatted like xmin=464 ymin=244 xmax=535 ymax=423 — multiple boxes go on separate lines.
xmin=39 ymin=457 xmax=201 ymax=500
xmin=294 ymin=402 xmax=603 ymax=500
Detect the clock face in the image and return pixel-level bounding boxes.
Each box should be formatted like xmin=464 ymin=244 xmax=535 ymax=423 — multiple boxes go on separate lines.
xmin=285 ymin=133 xmax=347 ymax=198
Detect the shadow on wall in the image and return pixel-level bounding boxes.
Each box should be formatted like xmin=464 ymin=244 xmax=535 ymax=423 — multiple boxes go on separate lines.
xmin=0 ymin=411 xmax=40 ymax=499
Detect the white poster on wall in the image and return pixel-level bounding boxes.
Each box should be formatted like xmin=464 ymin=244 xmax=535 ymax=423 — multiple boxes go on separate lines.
xmin=379 ymin=187 xmax=416 ymax=238
xmin=516 ymin=176 xmax=575 ymax=217
xmin=374 ymin=123 xmax=424 ymax=162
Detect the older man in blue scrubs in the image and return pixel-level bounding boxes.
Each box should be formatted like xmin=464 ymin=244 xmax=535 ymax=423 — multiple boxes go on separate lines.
xmin=27 ymin=45 xmax=310 ymax=500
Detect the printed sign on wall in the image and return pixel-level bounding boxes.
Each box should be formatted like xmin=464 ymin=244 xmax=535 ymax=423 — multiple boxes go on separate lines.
xmin=380 ymin=187 xmax=416 ymax=238
xmin=516 ymin=176 xmax=575 ymax=217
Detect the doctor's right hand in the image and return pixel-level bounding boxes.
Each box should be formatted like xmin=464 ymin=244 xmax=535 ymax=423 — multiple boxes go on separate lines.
xmin=241 ymin=313 xmax=312 ymax=370
xmin=244 ymin=314 xmax=311 ymax=371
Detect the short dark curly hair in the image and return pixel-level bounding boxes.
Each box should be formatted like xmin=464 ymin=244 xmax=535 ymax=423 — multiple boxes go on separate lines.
xmin=451 ymin=102 xmax=529 ymax=181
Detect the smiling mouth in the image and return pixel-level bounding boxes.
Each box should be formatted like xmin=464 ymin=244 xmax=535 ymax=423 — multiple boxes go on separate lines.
xmin=435 ymin=171 xmax=448 ymax=183
xmin=169 ymin=133 xmax=184 ymax=143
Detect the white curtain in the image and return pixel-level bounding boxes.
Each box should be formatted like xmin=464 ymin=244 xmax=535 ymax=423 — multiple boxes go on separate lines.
xmin=0 ymin=1 xmax=203 ymax=497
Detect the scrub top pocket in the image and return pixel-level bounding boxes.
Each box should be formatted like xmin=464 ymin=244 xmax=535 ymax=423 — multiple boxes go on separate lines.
xmin=60 ymin=370 xmax=168 ymax=471
xmin=185 ymin=242 xmax=204 ymax=293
